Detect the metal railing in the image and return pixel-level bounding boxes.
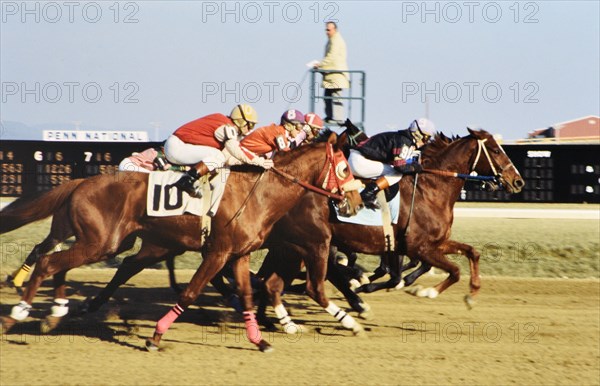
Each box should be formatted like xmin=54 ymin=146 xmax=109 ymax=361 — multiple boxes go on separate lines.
xmin=309 ymin=68 xmax=366 ymax=130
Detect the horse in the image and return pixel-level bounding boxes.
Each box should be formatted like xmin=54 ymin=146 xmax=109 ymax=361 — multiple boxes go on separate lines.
xmin=253 ymin=128 xmax=525 ymax=329
xmin=0 ymin=134 xmax=363 ymax=352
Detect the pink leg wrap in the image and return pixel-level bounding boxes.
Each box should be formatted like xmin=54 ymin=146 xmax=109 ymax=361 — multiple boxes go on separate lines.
xmin=156 ymin=304 xmax=184 ymax=334
xmin=243 ymin=311 xmax=262 ymax=345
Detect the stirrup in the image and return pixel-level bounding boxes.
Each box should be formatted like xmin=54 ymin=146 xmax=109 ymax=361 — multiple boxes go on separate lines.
xmin=363 ymin=199 xmax=380 ymax=210
xmin=174 ymin=175 xmax=198 ymax=196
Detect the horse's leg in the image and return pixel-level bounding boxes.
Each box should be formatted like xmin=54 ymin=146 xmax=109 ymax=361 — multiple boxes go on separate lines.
xmin=7 ymin=203 xmax=72 ymax=290
xmin=303 ymin=244 xmax=364 ymax=336
xmin=40 ymin=270 xmax=69 ymax=333
xmin=402 ymin=260 xmax=432 ymax=287
xmin=209 ymin=263 xmax=243 ymax=312
xmin=439 ymin=239 xmax=481 ymax=308
xmin=230 ymin=255 xmax=273 ymax=352
xmin=405 ymin=247 xmax=461 ymax=299
xmin=7 ymin=234 xmax=63 ymax=289
xmin=145 ymin=254 xmax=231 ymax=350
xmin=254 ymin=247 xmax=291 ymax=331
xmin=1 ymin=242 xmax=99 ymax=332
xmin=166 ymin=254 xmax=183 ymax=294
xmin=261 ymin=251 xmax=306 ymax=334
xmin=401 ymin=255 xmax=422 ymax=274
xmin=326 ymin=257 xmax=372 ymax=319
xmin=84 ymin=243 xmax=175 ymax=313
xmin=367 ymin=255 xmax=390 ymax=283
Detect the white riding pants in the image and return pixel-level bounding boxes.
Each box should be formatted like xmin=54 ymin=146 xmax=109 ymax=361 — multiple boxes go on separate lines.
xmin=164 ymin=134 xmax=230 ymax=216
xmin=348 ymin=149 xmax=402 ymax=186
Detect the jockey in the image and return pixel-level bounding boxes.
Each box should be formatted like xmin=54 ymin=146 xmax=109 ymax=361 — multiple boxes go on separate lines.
xmin=118 ymin=147 xmax=187 ymax=173
xmin=164 ymin=104 xmax=273 ymax=196
xmin=236 ymin=109 xmax=307 ymax=160
xmin=302 ymin=112 xmax=325 ymax=143
xmin=348 ymin=118 xmax=435 ymax=209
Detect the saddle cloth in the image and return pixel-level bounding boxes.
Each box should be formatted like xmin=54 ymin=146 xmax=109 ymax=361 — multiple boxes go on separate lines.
xmin=334 ymin=189 xmax=400 ymax=226
xmin=147 ymin=171 xmax=209 ymax=217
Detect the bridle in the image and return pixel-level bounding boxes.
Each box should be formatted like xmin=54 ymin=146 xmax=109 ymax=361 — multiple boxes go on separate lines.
xmin=469 ymin=137 xmax=515 ymax=189
xmin=423 ymin=135 xmax=511 ymax=190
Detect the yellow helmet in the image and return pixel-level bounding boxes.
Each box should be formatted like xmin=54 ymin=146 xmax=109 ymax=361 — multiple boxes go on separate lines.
xmin=230 ymin=104 xmax=258 ymax=133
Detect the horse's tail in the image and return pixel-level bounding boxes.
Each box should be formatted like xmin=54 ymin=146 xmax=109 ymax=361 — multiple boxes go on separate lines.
xmin=0 ymin=179 xmax=86 ymax=234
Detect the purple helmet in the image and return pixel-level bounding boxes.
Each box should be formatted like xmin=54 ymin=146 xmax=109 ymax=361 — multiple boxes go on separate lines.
xmin=281 ymin=109 xmax=304 ymax=125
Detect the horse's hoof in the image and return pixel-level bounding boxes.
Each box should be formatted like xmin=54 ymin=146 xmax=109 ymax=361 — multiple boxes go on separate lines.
xmin=417 ymin=287 xmax=439 ymax=299
xmin=0 ymin=316 xmax=17 ymax=334
xmin=145 ymin=339 xmax=160 ymax=352
xmin=282 ymin=323 xmax=306 ymax=335
xmin=393 ymin=281 xmax=405 ymax=290
xmin=405 ymin=284 xmax=423 ymax=296
xmin=464 ymin=294 xmax=476 ymax=310
xmin=41 ymin=316 xmax=63 ymax=334
xmin=353 ymin=326 xmax=368 ymax=338
xmin=257 ymin=340 xmax=274 ymax=353
xmin=358 ymin=310 xmax=374 ymax=321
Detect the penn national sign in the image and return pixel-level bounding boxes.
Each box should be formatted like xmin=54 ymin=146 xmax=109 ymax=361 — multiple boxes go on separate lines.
xmin=43 ymin=130 xmax=149 ymax=142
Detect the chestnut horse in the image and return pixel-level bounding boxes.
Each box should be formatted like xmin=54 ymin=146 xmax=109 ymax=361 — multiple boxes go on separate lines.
xmin=1 ymin=134 xmax=363 ymax=352
xmin=254 ymin=128 xmax=524 ymax=328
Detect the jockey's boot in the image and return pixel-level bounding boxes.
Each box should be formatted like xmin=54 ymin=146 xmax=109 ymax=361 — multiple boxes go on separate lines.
xmin=173 ymin=162 xmax=210 ymax=196
xmin=360 ymin=177 xmax=389 ymax=209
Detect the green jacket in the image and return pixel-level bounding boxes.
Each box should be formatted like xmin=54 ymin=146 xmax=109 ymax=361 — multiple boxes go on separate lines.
xmin=319 ymin=32 xmax=349 ymax=89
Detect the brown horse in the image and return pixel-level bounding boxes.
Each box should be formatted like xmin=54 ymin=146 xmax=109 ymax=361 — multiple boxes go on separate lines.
xmin=253 ymin=128 xmax=524 ymax=328
xmin=1 ymin=134 xmax=363 ymax=351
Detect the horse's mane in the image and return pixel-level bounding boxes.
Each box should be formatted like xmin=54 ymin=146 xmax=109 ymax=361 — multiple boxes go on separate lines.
xmin=420 ymin=129 xmax=491 ymax=168
xmin=420 ymin=132 xmax=456 ymax=158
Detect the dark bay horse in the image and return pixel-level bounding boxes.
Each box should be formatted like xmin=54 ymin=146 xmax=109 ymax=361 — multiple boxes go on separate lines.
xmin=1 ymin=134 xmax=363 ymax=351
xmin=254 ymin=128 xmax=524 ymax=327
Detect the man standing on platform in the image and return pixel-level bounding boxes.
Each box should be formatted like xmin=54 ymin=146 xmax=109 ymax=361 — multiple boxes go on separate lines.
xmin=314 ymin=21 xmax=349 ymax=125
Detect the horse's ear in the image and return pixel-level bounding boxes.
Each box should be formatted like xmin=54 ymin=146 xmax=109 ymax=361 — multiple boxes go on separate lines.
xmin=468 ymin=127 xmax=492 ymax=140
xmin=327 ymin=132 xmax=338 ymax=145
xmin=467 ymin=127 xmax=483 ymax=138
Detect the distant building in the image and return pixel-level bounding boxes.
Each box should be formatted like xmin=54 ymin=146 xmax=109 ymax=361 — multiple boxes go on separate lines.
xmin=527 ymin=115 xmax=599 ymax=143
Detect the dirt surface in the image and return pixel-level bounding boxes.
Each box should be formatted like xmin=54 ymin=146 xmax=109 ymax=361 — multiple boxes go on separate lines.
xmin=1 ymin=269 xmax=599 ymax=386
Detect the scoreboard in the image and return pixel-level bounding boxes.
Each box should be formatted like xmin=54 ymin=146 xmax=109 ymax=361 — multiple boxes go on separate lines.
xmin=462 ymin=143 xmax=600 ymax=203
xmin=0 ymin=141 xmax=160 ymax=196
xmin=0 ymin=140 xmax=598 ymax=203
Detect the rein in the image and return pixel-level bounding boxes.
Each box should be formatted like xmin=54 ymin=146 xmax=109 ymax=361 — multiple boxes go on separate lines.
xmin=422 ymin=168 xmax=496 ymax=181
xmin=423 ymin=139 xmax=498 ymax=182
xmin=270 ymin=167 xmax=345 ymax=201
xmin=226 ymin=171 xmax=266 ymax=227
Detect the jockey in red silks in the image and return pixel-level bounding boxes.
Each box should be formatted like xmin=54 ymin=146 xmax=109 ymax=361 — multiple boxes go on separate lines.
xmin=302 ymin=112 xmax=325 ymax=144
xmin=348 ymin=118 xmax=435 ymax=209
xmin=233 ymin=109 xmax=308 ymax=162
xmin=163 ymin=104 xmax=274 ymax=214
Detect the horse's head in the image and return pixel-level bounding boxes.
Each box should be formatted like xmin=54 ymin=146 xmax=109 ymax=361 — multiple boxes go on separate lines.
xmin=467 ymin=128 xmax=525 ymax=193
xmin=319 ymin=133 xmax=363 ymax=216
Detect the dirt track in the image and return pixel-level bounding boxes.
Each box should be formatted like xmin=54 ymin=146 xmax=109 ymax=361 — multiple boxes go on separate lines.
xmin=1 ymin=269 xmax=598 ymax=385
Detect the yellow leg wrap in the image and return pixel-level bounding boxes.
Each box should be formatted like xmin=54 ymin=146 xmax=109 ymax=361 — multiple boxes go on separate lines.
xmin=12 ymin=264 xmax=32 ymax=287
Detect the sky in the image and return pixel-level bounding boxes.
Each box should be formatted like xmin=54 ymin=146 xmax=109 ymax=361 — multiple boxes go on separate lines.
xmin=1 ymin=0 xmax=599 ymax=141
